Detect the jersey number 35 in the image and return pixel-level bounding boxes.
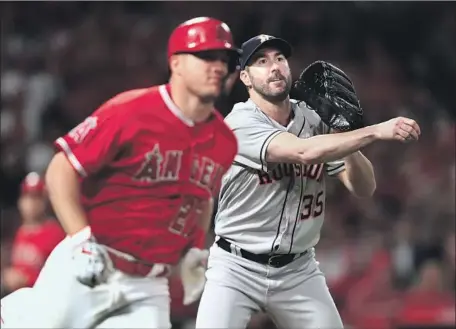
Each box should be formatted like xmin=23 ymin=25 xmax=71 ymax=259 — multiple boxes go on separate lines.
xmin=300 ymin=191 xmax=324 ymax=220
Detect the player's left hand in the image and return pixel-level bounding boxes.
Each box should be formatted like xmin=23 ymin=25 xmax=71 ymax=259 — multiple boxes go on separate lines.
xmin=180 ymin=248 xmax=209 ymax=305
xmin=291 ymin=61 xmax=364 ymax=132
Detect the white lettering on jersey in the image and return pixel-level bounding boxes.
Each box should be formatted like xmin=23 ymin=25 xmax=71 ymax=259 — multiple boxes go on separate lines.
xmin=68 ymin=117 xmax=98 ymax=144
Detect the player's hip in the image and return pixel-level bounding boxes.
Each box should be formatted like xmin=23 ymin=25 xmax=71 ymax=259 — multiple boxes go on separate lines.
xmin=212 ymin=231 xmax=316 ymax=255
xmin=208 ymin=238 xmax=316 ymax=274
xmin=90 ymin=230 xmax=194 ymax=265
xmin=205 ymin=241 xmax=322 ymax=295
xmin=39 ymin=236 xmax=174 ymax=281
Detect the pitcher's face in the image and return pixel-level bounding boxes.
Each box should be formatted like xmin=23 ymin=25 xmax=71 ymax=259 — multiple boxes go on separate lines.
xmin=241 ymin=47 xmax=292 ymax=102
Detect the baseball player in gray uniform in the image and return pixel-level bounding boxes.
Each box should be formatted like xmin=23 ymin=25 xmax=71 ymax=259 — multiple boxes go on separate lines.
xmin=195 ymin=35 xmax=421 ymax=329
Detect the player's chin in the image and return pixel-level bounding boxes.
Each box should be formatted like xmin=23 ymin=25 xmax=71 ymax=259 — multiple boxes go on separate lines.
xmin=200 ymin=86 xmax=222 ymax=100
xmin=270 ymin=86 xmax=288 ymax=96
xmin=268 ymin=83 xmax=287 ymax=93
xmin=273 ymin=82 xmax=291 ymax=96
xmin=265 ymin=89 xmax=289 ymax=102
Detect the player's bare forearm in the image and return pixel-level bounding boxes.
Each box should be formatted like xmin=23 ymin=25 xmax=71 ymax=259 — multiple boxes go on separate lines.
xmin=338 ymin=151 xmax=376 ymax=198
xmin=46 ymin=152 xmax=89 ymax=236
xmin=267 ymin=125 xmax=379 ymax=164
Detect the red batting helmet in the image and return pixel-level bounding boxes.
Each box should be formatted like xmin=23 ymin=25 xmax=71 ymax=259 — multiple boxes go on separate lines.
xmin=167 ymin=17 xmax=241 ymax=60
xmin=21 ymin=172 xmax=45 ymax=195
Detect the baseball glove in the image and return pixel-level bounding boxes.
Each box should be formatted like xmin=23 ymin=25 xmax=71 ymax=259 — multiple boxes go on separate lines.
xmin=291 ymin=61 xmax=364 ymax=132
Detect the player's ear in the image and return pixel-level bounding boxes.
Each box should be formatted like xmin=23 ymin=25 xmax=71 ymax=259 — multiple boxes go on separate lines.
xmin=169 ymin=54 xmax=182 ymax=76
xmin=240 ymin=69 xmax=251 ymax=88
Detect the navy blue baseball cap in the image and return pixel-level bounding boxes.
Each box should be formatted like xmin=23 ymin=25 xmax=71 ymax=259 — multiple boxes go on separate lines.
xmin=239 ymin=34 xmax=292 ymax=70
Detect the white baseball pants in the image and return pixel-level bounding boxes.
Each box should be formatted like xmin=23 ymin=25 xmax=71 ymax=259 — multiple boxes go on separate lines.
xmin=1 ymin=237 xmax=171 ymax=329
xmin=196 ymin=243 xmax=344 ymax=329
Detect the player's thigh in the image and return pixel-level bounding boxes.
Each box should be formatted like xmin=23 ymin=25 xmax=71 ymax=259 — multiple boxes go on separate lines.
xmin=196 ymin=280 xmax=259 ymax=329
xmin=268 ymin=267 xmax=343 ymax=329
xmin=95 ymin=295 xmax=171 ymax=329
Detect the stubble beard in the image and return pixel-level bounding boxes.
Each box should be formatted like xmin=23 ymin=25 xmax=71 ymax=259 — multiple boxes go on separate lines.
xmin=252 ymin=76 xmax=292 ymax=103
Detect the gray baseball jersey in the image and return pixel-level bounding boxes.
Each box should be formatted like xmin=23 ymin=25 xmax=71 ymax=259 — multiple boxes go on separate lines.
xmin=214 ymin=98 xmax=345 ymax=255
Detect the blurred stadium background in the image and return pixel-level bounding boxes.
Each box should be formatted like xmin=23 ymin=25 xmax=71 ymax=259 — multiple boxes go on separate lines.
xmin=0 ymin=2 xmax=455 ymax=329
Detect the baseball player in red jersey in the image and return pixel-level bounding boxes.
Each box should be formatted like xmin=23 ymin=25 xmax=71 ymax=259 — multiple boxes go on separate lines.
xmin=1 ymin=172 xmax=64 ymax=294
xmin=0 ymin=17 xmax=240 ymax=329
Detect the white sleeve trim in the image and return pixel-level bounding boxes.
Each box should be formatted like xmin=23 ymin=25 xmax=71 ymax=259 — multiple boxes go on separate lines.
xmin=55 ymin=137 xmax=88 ymax=177
xmin=326 ymin=163 xmax=346 ymax=176
xmin=259 ymin=130 xmax=283 ymax=172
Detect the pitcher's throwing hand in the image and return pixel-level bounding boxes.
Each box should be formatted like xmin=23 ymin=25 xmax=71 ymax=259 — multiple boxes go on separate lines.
xmin=375 ymin=117 xmax=421 ymax=142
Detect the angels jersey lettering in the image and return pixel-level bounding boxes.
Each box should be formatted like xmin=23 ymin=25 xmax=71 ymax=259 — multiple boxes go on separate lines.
xmin=54 ymin=84 xmax=237 ymax=265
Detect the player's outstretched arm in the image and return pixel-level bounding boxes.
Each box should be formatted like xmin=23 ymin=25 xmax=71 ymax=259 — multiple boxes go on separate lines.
xmin=45 ymin=152 xmax=89 ymax=236
xmin=266 ymin=117 xmax=421 ymax=165
xmin=337 ymin=152 xmax=376 ymax=198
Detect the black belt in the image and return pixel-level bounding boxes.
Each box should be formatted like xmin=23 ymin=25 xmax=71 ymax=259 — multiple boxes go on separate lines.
xmin=216 ymin=237 xmax=307 ymax=268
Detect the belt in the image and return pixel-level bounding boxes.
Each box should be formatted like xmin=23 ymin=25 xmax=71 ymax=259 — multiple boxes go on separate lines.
xmin=216 ymin=237 xmax=307 ymax=268
xmin=105 ymin=247 xmax=171 ymax=278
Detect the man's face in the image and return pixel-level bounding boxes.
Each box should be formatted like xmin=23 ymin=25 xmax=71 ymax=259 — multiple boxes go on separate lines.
xmin=241 ymin=47 xmax=292 ymax=102
xmin=172 ymin=50 xmax=234 ymax=103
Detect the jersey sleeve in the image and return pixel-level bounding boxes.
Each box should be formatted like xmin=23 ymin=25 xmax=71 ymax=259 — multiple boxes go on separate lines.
xmin=54 ymin=103 xmax=128 ymax=177
xmin=325 ymin=160 xmax=346 ymax=176
xmin=225 ymin=106 xmax=283 ymax=172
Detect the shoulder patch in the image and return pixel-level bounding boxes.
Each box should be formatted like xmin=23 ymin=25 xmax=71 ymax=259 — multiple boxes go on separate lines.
xmin=68 ymin=116 xmax=98 ymax=144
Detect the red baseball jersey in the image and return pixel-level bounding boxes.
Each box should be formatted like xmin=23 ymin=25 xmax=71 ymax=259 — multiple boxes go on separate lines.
xmin=11 ymin=220 xmax=65 ymax=286
xmin=54 ymin=84 xmax=237 ymax=265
